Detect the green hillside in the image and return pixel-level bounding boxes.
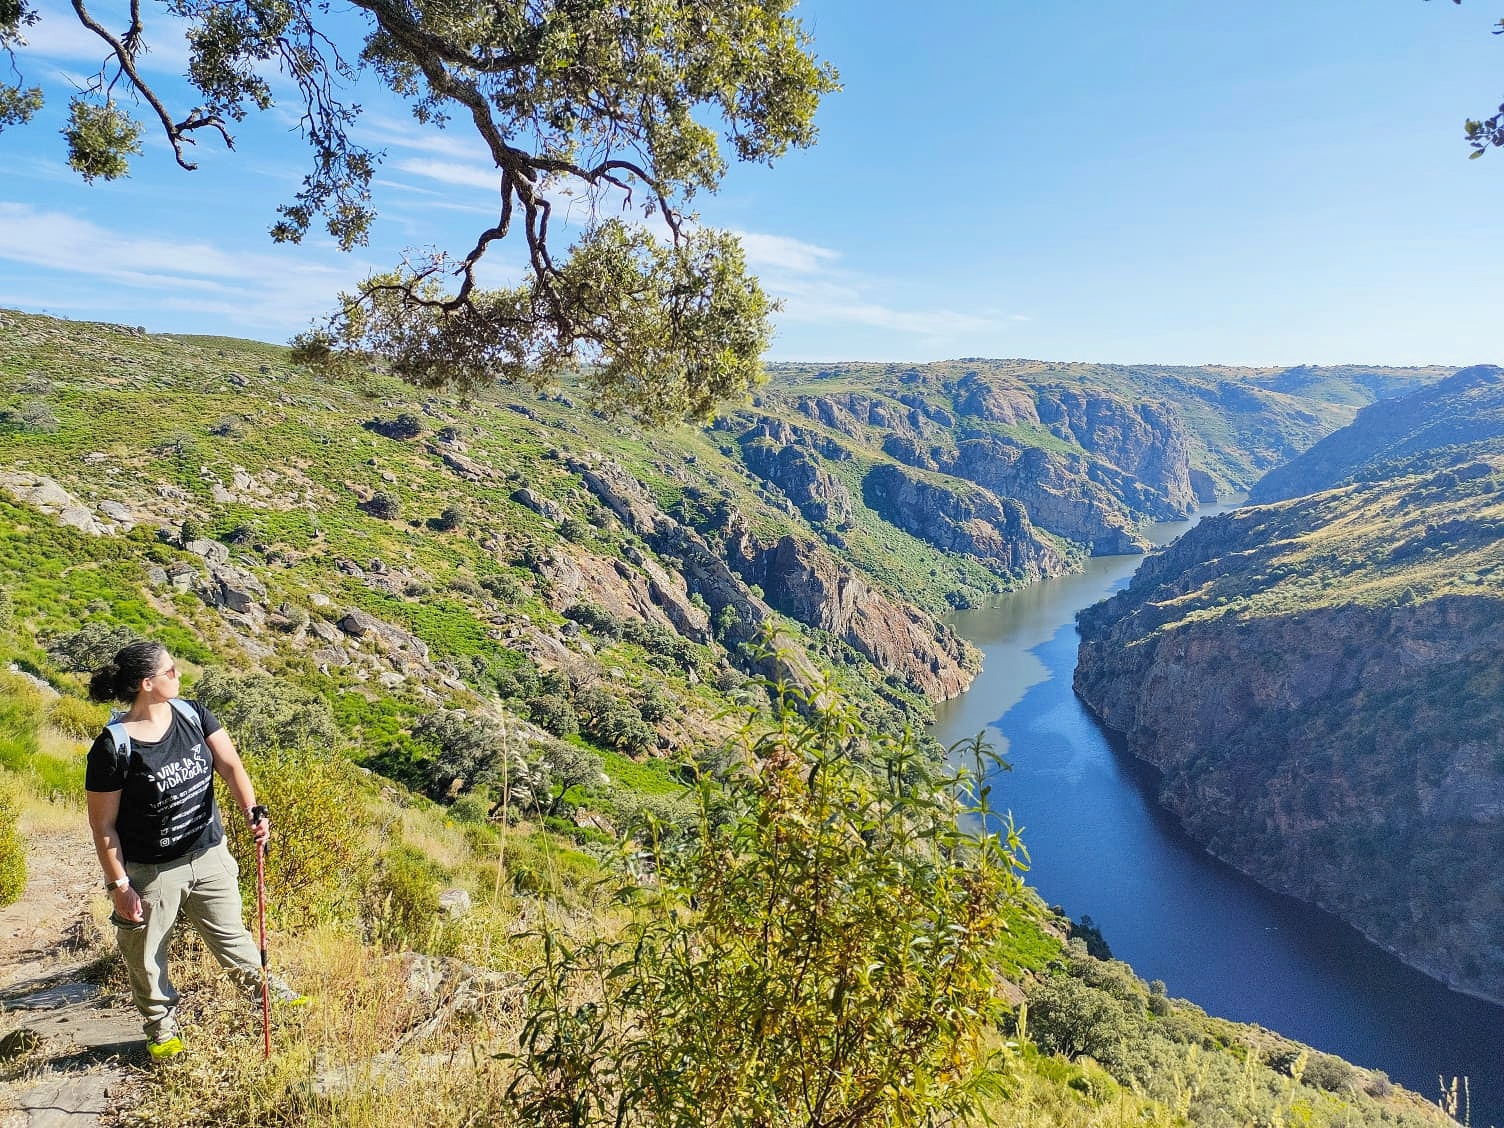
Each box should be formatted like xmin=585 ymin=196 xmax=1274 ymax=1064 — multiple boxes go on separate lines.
xmin=1077 ymin=370 xmax=1504 ymax=1005
xmin=0 ymin=309 xmax=1459 ymax=1127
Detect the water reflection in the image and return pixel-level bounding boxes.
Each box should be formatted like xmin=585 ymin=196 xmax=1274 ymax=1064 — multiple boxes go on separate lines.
xmin=932 ymin=507 xmax=1504 ymax=1122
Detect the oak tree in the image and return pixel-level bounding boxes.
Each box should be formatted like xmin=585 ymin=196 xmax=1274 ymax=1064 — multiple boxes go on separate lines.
xmin=0 ymin=0 xmax=837 ymax=422
xmin=1436 ymin=1 xmax=1504 ymax=156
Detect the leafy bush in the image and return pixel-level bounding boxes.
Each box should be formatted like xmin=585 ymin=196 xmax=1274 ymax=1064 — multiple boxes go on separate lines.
xmin=411 ymin=709 xmax=546 ymax=808
xmin=193 ymin=668 xmax=342 ymax=756
xmin=594 ymin=706 xmax=655 ymax=755
xmin=221 ymin=743 xmax=371 ymax=931
xmin=0 ymin=777 xmax=24 ymax=907
xmin=364 ymin=412 xmax=425 ymax=440
xmin=526 ymin=693 xmax=578 ymax=738
xmin=480 ymin=573 xmax=526 ymax=605
xmin=45 ymin=623 xmax=140 ymax=674
xmin=363 ymin=491 xmax=402 ymax=520
xmin=366 ymin=844 xmax=444 ymax=952
xmin=504 ymin=696 xmax=1027 ymax=1125
xmin=430 ymin=504 xmax=467 ymax=532
xmin=48 ymin=695 xmax=107 ymax=740
xmin=1023 ymin=973 xmax=1138 ymax=1068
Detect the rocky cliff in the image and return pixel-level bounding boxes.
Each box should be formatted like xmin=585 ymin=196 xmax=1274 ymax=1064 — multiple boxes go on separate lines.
xmin=861 ymin=463 xmax=1068 ymax=581
xmin=1248 ymin=364 xmax=1504 ymax=504
xmin=1075 ymin=466 xmax=1504 ymax=1002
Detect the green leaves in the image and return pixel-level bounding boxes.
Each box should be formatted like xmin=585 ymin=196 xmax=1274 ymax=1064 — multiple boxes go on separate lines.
xmin=308 ymin=220 xmax=774 ymax=425
xmin=12 ymin=0 xmax=833 ymax=420
xmin=506 ymin=689 xmax=1028 ymax=1125
xmin=62 ymin=97 xmax=143 ymax=182
xmin=0 ymin=84 xmax=42 ymax=131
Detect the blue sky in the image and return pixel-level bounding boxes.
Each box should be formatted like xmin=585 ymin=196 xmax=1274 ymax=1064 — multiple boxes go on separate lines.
xmin=1 ymin=0 xmax=1501 ymax=366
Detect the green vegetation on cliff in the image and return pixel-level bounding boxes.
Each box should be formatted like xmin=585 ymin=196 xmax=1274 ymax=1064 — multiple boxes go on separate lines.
xmin=0 ymin=309 xmax=1462 ymax=1126
xmin=1076 ymin=368 xmax=1504 ymax=1004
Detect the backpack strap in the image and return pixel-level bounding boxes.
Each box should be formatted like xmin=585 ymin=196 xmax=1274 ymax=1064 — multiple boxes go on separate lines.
xmin=103 ymin=699 xmax=206 ymax=760
xmin=168 ymin=697 xmax=205 ymax=740
xmin=104 ymin=717 xmax=131 ymax=762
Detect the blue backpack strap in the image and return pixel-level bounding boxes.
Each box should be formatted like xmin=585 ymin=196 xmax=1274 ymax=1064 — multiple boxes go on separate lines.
xmin=103 ymin=700 xmax=205 ymax=761
xmin=104 ymin=719 xmax=131 ymax=762
xmin=168 ymin=697 xmax=205 ymax=739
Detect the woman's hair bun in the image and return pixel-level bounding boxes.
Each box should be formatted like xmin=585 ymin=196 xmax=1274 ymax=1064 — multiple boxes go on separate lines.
xmin=87 ymin=661 xmax=121 ymax=703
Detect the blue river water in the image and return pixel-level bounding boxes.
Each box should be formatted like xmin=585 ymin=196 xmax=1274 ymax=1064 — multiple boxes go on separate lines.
xmin=931 ymin=508 xmax=1504 ymax=1124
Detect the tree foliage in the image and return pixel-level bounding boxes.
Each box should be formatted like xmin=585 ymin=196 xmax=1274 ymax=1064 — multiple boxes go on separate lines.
xmin=0 ymin=776 xmax=24 ymax=909
xmin=504 ymin=692 xmax=1028 ymax=1126
xmin=193 ymin=667 xmax=343 ymax=755
xmin=0 ymin=0 xmax=836 ymax=423
xmin=1435 ymin=1 xmax=1504 ymax=155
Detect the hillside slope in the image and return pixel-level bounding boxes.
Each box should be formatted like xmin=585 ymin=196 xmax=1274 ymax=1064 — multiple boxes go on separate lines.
xmin=0 ymin=309 xmax=1467 ymax=1127
xmin=1076 ymin=371 xmax=1504 ymax=1001
xmin=1249 ymin=364 xmax=1504 ymax=503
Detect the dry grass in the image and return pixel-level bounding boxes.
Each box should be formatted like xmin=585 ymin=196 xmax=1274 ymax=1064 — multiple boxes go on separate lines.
xmin=117 ymin=926 xmax=530 ymax=1128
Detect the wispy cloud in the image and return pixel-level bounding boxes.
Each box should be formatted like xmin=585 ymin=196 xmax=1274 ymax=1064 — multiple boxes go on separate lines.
xmin=0 ymin=203 xmax=370 ymax=331
xmin=730 ymin=228 xmax=1004 ymax=340
xmin=735 ymin=231 xmax=842 ymax=275
xmin=23 ymin=1 xmax=191 ymax=71
xmin=390 ymin=158 xmax=501 ymax=194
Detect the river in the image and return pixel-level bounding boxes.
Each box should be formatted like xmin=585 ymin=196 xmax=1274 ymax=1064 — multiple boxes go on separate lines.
xmin=931 ymin=506 xmax=1504 ymax=1124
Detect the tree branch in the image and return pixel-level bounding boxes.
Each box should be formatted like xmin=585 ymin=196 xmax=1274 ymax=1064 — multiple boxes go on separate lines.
xmin=71 ymin=0 xmax=229 ymax=170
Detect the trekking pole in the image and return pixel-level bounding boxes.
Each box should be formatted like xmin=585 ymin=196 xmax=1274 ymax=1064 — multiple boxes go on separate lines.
xmin=252 ymin=806 xmax=271 ymax=1060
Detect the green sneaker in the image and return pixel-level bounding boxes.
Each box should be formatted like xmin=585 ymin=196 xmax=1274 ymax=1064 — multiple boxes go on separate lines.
xmin=275 ymin=992 xmax=310 ymax=1009
xmin=147 ymin=1034 xmax=184 ymax=1060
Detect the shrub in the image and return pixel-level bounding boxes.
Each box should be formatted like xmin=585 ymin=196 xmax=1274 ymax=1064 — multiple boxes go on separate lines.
xmin=366 ymin=844 xmax=443 ymax=952
xmin=0 ymin=778 xmax=24 ymax=907
xmin=447 ymin=576 xmax=484 ymax=599
xmin=411 ymin=709 xmax=546 ymax=808
xmin=504 ymin=698 xmax=1027 ymax=1126
xmin=526 ymin=694 xmax=578 ymax=738
xmin=365 ymin=412 xmax=425 ymax=440
xmin=45 ymin=624 xmax=140 ymax=674
xmin=220 ymin=742 xmax=370 ymax=931
xmin=430 ymin=504 xmax=467 ymax=532
xmin=363 ymin=491 xmax=401 ymax=520
xmin=0 ymin=589 xmax=13 ymax=630
xmin=481 ymin=574 xmax=526 ymax=605
xmin=1023 ymin=974 xmax=1138 ymax=1068
xmin=48 ymin=696 xmax=107 ymax=740
xmin=1303 ymin=1052 xmax=1358 ymax=1093
xmin=193 ymin=668 xmax=342 ymax=755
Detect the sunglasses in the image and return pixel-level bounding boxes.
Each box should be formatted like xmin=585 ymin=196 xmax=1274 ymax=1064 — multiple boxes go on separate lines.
xmin=152 ymin=664 xmax=179 ymax=680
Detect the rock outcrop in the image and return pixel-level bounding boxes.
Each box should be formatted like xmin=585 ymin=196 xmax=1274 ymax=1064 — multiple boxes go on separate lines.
xmin=862 ymin=464 xmax=1068 ymax=581
xmin=737 ymin=419 xmax=853 ymax=525
xmin=1036 ymin=389 xmax=1197 ymax=518
xmin=574 ymin=453 xmax=976 ymax=700
xmin=735 ymin=535 xmax=978 ymax=700
xmin=1074 ymin=491 xmax=1504 ymax=1003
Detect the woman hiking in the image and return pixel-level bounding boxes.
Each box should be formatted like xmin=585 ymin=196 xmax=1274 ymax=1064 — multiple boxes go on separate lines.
xmin=85 ymin=639 xmax=303 ymax=1059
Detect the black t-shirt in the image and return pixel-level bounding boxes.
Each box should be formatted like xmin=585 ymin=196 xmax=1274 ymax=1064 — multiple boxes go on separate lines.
xmin=85 ymin=701 xmax=226 ymax=864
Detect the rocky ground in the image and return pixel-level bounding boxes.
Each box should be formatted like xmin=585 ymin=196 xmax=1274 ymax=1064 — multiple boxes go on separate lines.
xmin=0 ymin=823 xmax=145 ymax=1127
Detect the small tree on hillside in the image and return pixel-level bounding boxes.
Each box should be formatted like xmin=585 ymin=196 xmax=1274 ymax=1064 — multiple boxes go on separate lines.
xmin=505 ymin=689 xmax=1028 ymax=1125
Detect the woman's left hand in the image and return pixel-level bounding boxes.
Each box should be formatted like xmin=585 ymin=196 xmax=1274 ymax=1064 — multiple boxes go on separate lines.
xmin=248 ymin=809 xmax=271 ymax=847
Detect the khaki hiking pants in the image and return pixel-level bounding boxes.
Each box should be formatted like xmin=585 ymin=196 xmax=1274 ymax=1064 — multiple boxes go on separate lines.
xmin=117 ymin=839 xmax=266 ymax=1041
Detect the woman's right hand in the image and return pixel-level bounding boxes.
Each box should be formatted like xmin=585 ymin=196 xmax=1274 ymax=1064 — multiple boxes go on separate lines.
xmin=111 ymin=883 xmax=144 ymax=923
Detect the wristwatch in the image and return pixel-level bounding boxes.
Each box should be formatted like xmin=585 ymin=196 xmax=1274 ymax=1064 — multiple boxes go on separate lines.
xmin=105 ymin=875 xmax=130 ymax=891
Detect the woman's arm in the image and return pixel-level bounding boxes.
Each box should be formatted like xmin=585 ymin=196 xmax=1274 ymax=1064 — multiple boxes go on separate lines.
xmin=87 ymin=789 xmax=143 ymax=922
xmin=207 ymin=728 xmax=270 ymax=846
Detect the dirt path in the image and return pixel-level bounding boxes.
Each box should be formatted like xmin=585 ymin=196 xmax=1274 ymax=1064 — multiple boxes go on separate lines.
xmin=0 ymin=821 xmax=145 ymax=1127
